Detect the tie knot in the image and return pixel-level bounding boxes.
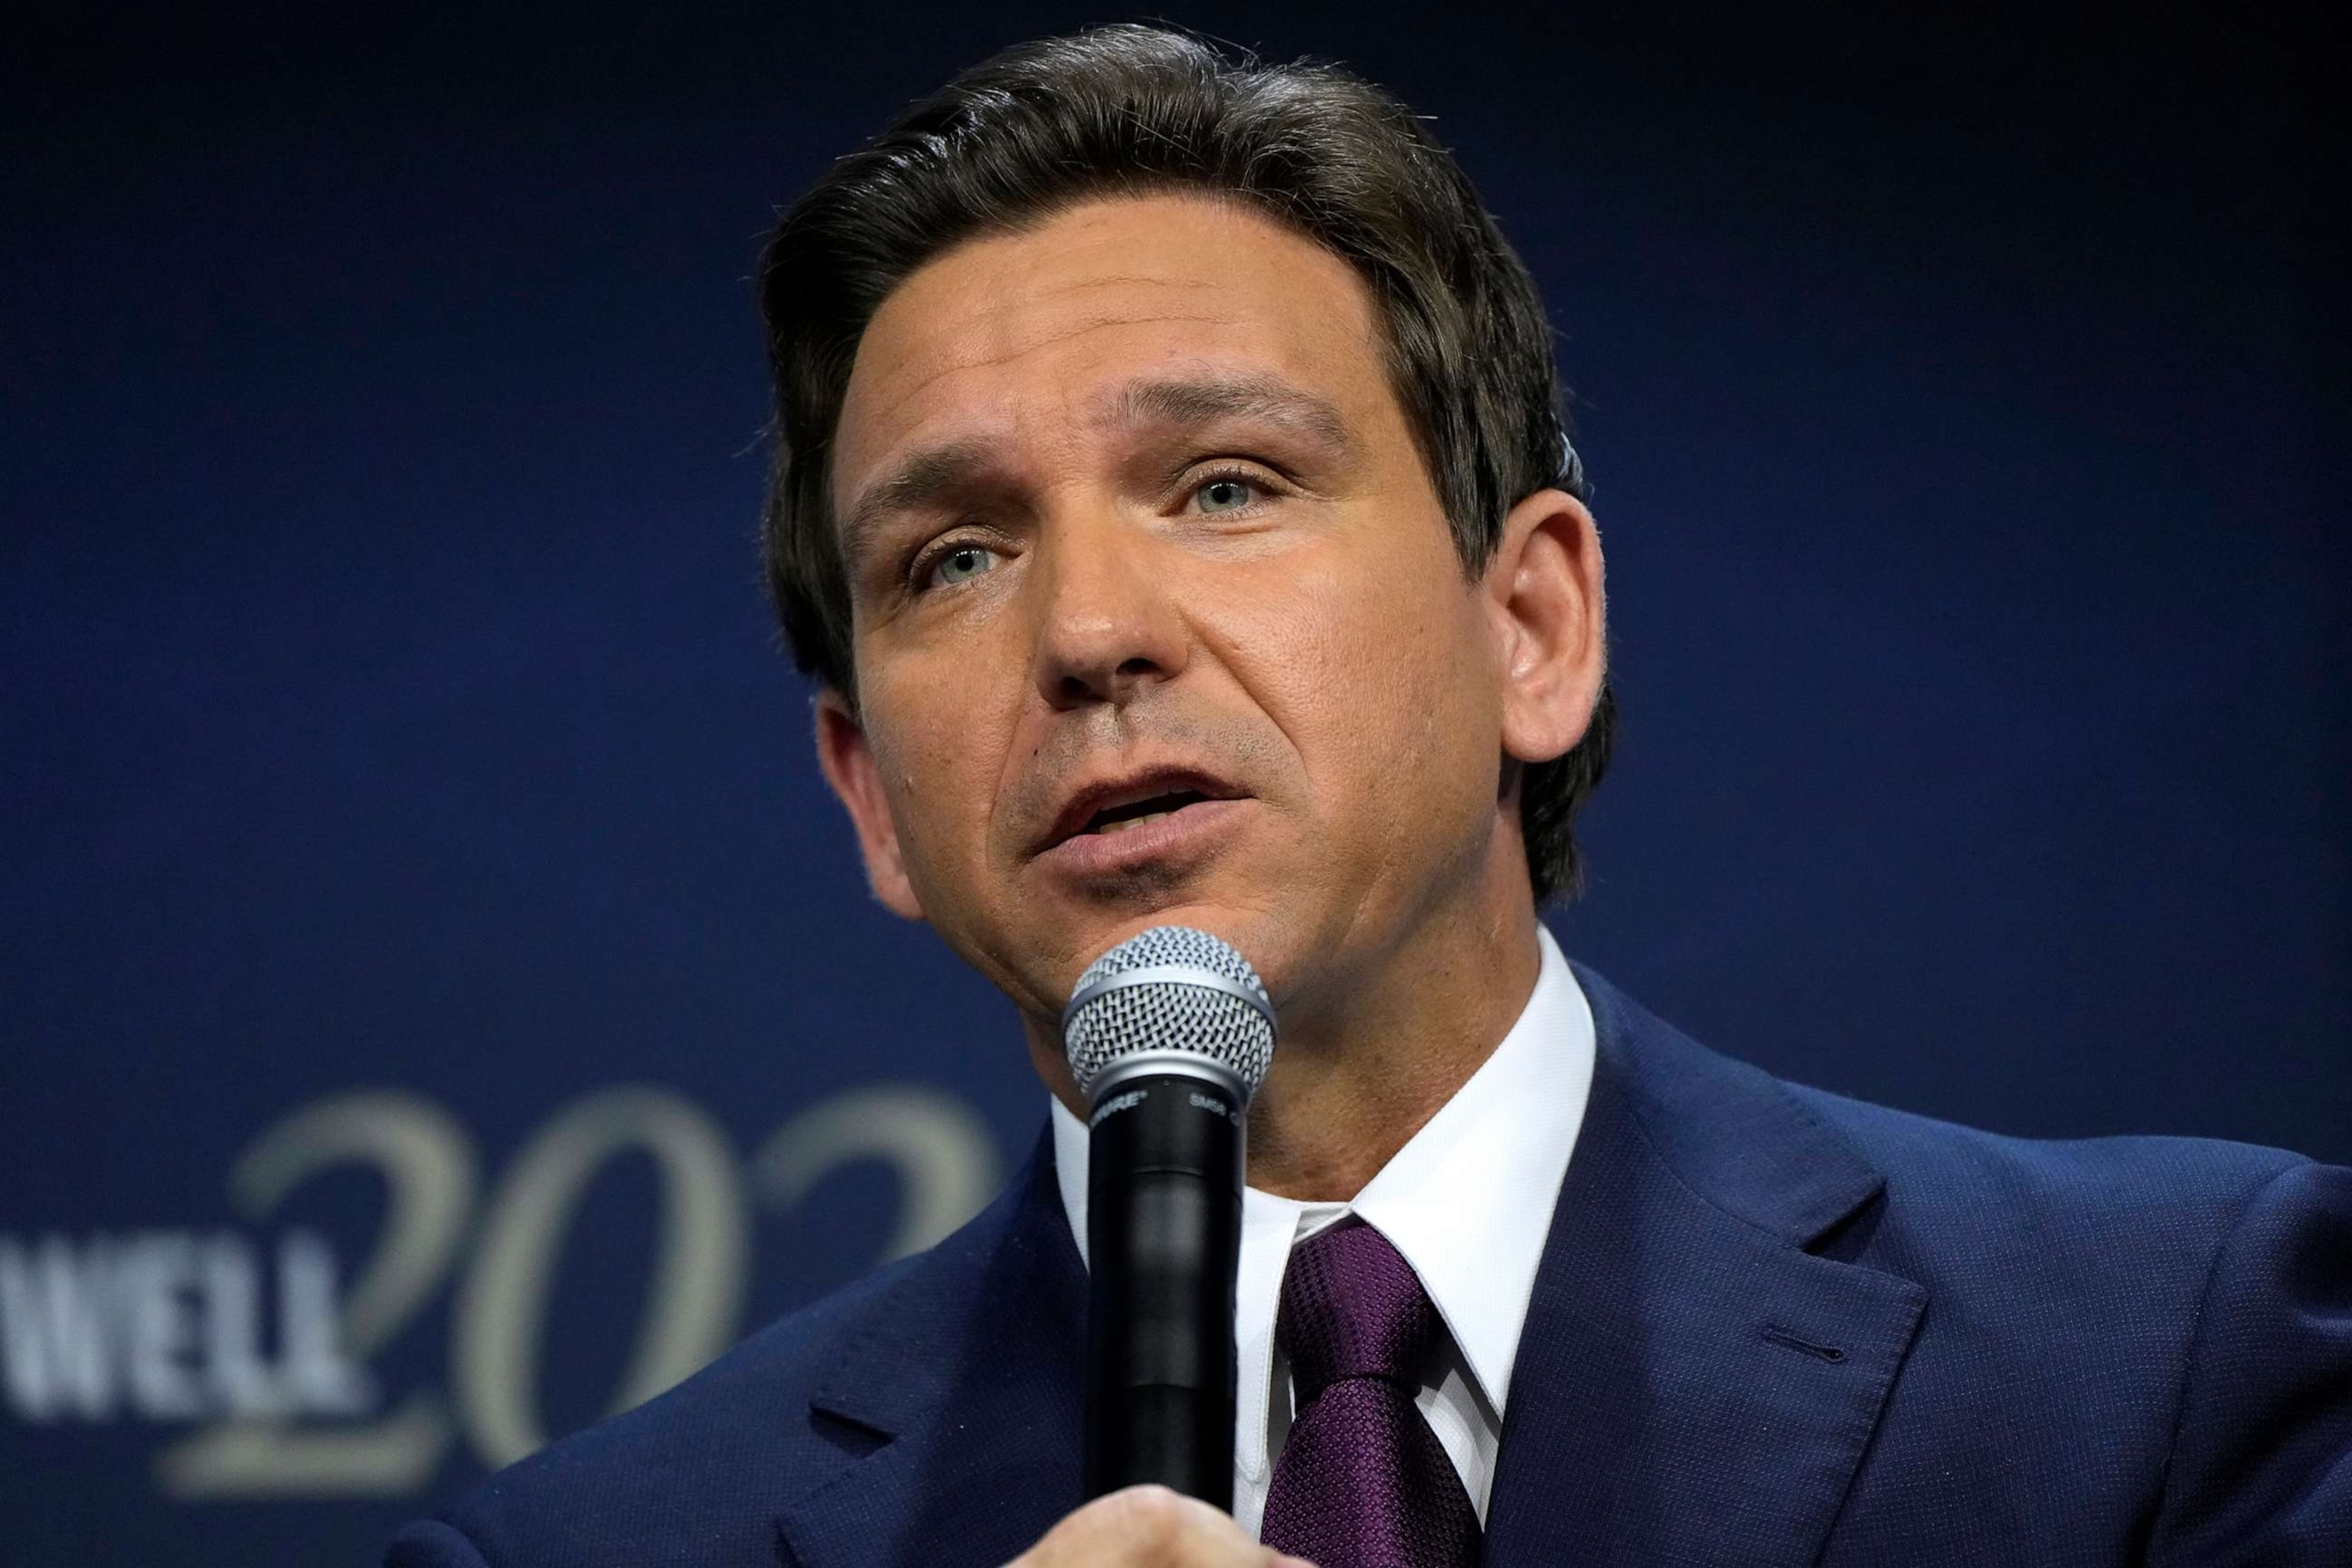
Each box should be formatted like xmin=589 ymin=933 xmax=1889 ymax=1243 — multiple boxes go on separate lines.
xmin=1276 ymin=1221 xmax=1441 ymax=1404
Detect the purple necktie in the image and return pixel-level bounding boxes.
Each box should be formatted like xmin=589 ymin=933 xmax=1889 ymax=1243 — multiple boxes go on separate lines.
xmin=1259 ymin=1222 xmax=1481 ymax=1567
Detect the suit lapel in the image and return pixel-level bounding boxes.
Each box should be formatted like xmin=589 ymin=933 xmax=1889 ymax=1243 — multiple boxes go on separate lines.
xmin=773 ymin=971 xmax=1926 ymax=1566
xmin=774 ymin=1132 xmax=1087 ymax=1568
xmin=1485 ymin=968 xmax=1927 ymax=1567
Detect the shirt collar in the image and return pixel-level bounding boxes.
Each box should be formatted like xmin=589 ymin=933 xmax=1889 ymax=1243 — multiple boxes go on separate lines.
xmin=1051 ymin=923 xmax=1596 ymax=1417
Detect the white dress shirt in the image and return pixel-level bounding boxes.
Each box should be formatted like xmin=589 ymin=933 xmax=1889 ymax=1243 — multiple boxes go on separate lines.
xmin=1051 ymin=925 xmax=1596 ymax=1536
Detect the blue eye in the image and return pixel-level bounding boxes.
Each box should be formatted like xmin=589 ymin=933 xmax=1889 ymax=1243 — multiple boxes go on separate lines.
xmin=1195 ymin=478 xmax=1257 ymax=514
xmin=928 ymin=544 xmax=1001 ymax=588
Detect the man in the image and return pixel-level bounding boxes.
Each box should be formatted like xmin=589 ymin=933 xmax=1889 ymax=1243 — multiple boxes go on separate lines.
xmin=390 ymin=25 xmax=2351 ymax=1567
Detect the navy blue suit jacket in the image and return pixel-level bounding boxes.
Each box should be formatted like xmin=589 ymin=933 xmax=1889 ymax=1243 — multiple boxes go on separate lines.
xmin=389 ymin=968 xmax=2352 ymax=1565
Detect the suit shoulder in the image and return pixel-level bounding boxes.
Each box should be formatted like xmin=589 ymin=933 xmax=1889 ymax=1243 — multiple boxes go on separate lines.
xmin=1576 ymin=960 xmax=2309 ymax=1249
xmin=1787 ymin=1079 xmax=2308 ymax=1211
xmin=1782 ymin=1079 xmax=2314 ymax=1302
xmin=401 ymin=1169 xmax=1031 ymax=1567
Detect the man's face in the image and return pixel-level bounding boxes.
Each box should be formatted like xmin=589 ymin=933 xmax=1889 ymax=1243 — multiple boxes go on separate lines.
xmin=821 ymin=194 xmax=1541 ymax=1043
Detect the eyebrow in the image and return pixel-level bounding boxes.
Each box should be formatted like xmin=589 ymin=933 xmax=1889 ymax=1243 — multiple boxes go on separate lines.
xmin=837 ymin=437 xmax=1003 ymax=573
xmin=836 ymin=372 xmax=1357 ymax=569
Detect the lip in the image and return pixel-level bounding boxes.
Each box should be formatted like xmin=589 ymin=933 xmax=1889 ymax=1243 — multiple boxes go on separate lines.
xmin=1031 ymin=764 xmax=1251 ymax=873
xmin=1036 ymin=795 xmax=1250 ymax=880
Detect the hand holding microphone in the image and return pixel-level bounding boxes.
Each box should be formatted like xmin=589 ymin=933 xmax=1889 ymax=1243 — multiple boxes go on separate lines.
xmin=1004 ymin=1487 xmax=1315 ymax=1568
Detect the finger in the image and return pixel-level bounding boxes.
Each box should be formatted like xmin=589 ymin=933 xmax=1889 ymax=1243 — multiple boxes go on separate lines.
xmin=1008 ymin=1484 xmax=1295 ymax=1565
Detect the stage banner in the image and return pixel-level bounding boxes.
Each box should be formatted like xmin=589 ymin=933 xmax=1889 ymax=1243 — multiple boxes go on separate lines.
xmin=3 ymin=1066 xmax=1020 ymax=1560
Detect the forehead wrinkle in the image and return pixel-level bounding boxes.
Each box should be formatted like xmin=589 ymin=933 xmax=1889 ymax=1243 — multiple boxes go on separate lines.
xmin=858 ymin=309 xmax=1248 ymax=436
xmin=838 ymin=310 xmax=1250 ymax=528
xmin=1096 ymin=371 xmax=1358 ymax=459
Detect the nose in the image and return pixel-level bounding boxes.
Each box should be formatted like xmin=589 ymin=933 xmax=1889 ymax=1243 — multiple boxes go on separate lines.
xmin=1030 ymin=516 xmax=1190 ymax=710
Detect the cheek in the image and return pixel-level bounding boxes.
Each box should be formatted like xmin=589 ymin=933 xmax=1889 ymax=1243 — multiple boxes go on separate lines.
xmin=1226 ymin=530 xmax=1498 ymax=812
xmin=861 ymin=662 xmax=1015 ymax=881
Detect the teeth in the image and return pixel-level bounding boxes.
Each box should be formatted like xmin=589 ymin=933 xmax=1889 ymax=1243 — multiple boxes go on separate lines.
xmin=1094 ymin=810 xmax=1172 ymax=836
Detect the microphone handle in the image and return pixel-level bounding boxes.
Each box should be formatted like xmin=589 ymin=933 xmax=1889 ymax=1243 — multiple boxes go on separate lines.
xmin=1083 ymin=1071 xmax=1244 ymax=1508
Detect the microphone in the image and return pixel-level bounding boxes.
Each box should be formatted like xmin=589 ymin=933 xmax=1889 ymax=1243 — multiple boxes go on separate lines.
xmin=1062 ymin=925 xmax=1276 ymax=1509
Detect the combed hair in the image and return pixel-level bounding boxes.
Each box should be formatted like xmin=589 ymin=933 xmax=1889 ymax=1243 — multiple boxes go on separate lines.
xmin=757 ymin=23 xmax=1615 ymax=900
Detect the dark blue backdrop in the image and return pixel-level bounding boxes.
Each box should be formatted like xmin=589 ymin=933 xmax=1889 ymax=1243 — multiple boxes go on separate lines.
xmin=3 ymin=4 xmax=2342 ymax=1562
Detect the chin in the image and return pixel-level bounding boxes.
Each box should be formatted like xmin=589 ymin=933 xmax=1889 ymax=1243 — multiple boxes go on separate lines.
xmin=1073 ymin=900 xmax=1303 ymax=995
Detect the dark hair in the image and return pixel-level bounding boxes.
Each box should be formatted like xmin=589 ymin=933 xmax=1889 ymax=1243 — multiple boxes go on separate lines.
xmin=757 ymin=24 xmax=1615 ymax=900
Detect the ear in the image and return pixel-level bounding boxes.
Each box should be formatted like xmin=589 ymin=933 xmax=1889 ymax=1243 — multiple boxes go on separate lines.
xmin=1485 ymin=488 xmax=1607 ymax=766
xmin=812 ymin=690 xmax=927 ymax=921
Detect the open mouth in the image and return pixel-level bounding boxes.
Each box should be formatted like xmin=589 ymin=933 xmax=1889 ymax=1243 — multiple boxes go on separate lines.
xmin=1081 ymin=789 xmax=1210 ymax=837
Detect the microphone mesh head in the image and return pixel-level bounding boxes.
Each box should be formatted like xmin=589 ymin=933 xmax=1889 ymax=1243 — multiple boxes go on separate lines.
xmin=1062 ymin=925 xmax=1275 ymax=1102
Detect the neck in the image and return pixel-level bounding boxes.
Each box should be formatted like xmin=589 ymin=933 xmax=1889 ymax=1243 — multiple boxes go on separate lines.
xmin=1024 ymin=834 xmax=1544 ymax=1204
xmin=1244 ymin=880 xmax=1541 ymax=1200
